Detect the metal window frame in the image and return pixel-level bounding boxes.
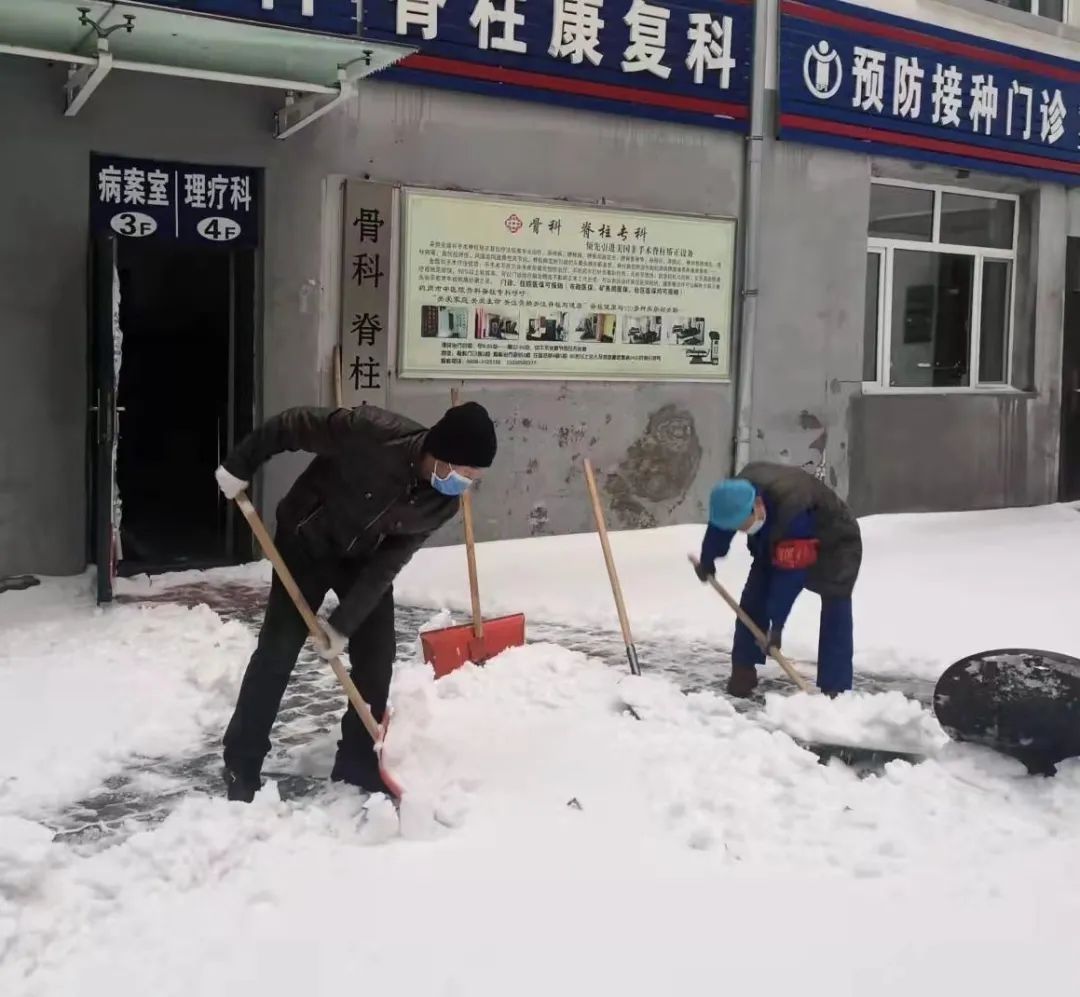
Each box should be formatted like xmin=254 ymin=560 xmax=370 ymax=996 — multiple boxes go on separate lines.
xmin=864 ymin=178 xmax=1020 ymax=395
xmin=866 ymin=247 xmax=887 ymax=385
xmin=979 ymin=0 xmax=1069 ymax=22
xmin=1032 ymin=0 xmax=1069 ymax=23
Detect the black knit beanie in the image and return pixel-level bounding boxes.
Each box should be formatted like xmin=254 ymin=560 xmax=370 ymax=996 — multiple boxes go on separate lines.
xmin=424 ymin=401 xmax=497 ymax=468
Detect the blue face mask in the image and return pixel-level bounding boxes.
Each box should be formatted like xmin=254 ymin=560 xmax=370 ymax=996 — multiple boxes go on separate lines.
xmin=431 ymin=465 xmax=474 ymax=497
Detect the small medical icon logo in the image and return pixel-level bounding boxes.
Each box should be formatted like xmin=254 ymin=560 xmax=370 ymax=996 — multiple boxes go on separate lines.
xmin=505 ymin=214 xmax=523 ymax=234
xmin=803 ymin=41 xmax=842 ymax=100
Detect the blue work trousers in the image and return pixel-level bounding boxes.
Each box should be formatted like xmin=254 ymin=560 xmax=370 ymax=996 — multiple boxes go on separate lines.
xmin=730 ymin=563 xmax=854 ymax=693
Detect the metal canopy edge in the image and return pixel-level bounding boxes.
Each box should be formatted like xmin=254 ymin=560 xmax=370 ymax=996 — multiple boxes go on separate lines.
xmin=0 ymin=0 xmax=415 ymax=137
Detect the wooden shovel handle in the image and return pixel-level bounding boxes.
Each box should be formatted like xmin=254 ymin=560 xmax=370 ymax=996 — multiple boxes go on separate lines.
xmin=234 ymin=491 xmax=384 ymax=742
xmin=688 ymin=554 xmax=811 ymax=693
xmin=332 ymin=344 xmax=343 ymax=408
xmin=583 ymin=458 xmax=635 ymax=650
xmin=450 ymin=387 xmax=484 ymax=640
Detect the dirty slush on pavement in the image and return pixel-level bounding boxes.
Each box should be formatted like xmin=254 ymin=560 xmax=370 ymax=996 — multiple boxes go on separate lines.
xmin=44 ymin=581 xmax=934 ymax=844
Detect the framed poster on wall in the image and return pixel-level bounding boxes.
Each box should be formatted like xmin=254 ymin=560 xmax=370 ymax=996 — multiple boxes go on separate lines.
xmin=397 ymin=189 xmax=736 ymax=382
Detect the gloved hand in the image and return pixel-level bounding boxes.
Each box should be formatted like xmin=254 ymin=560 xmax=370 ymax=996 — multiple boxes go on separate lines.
xmin=215 ymin=465 xmax=249 ymax=500
xmin=693 ymin=558 xmax=715 ymax=583
xmin=316 ymin=618 xmax=348 ymax=661
xmin=758 ymin=627 xmax=782 ymax=654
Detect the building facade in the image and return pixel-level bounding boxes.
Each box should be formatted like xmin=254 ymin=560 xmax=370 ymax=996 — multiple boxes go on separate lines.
xmin=1 ymin=0 xmax=1078 ymax=594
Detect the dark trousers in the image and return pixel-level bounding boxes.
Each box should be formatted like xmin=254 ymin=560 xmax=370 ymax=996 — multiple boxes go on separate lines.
xmin=222 ymin=533 xmax=396 ymax=790
xmin=731 ymin=562 xmax=854 ymax=694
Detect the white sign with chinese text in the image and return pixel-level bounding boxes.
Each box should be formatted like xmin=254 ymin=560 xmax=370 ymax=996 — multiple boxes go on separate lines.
xmin=341 ymin=180 xmax=395 ymax=408
xmin=398 ymin=189 xmax=735 ymax=381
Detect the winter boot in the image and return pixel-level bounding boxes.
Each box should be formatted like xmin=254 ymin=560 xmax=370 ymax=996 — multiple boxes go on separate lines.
xmin=330 ymin=744 xmax=392 ymax=796
xmin=222 ymin=766 xmax=262 ymax=803
xmin=727 ymin=664 xmax=759 ymax=698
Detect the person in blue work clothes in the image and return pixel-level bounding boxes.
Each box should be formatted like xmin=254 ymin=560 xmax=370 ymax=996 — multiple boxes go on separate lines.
xmin=695 ymin=462 xmax=862 ymax=698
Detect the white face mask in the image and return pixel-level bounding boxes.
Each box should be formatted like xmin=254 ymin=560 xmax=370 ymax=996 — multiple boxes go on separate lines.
xmin=746 ymin=512 xmax=766 ymax=536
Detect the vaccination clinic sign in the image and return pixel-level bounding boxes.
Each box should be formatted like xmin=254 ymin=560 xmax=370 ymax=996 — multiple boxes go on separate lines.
xmin=779 ymin=0 xmax=1080 ymax=185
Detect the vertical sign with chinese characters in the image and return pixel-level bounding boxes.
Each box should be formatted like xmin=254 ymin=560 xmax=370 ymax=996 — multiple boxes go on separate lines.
xmin=779 ymin=0 xmax=1080 ymax=185
xmin=360 ymin=0 xmax=753 ymax=131
xmin=340 ymin=180 xmax=394 ymax=408
xmin=90 ymin=154 xmax=259 ymax=247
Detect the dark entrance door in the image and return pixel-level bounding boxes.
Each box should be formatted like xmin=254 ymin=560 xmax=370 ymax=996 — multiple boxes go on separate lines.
xmin=1061 ymin=238 xmax=1080 ymax=502
xmin=113 ymin=242 xmax=256 ymax=574
xmin=88 ymin=234 xmax=120 ymax=603
xmin=87 ymin=153 xmax=260 ymax=598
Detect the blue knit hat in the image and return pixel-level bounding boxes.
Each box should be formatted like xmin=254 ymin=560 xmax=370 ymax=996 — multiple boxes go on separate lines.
xmin=709 ymin=479 xmax=757 ymax=530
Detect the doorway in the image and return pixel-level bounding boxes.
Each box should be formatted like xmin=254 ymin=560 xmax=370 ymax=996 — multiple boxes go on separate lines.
xmin=1061 ymin=238 xmax=1080 ymax=502
xmin=88 ymin=239 xmax=256 ymax=580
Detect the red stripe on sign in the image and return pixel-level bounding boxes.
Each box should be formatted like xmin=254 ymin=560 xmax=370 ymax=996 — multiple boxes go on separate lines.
xmin=780 ymin=112 xmax=1080 ymax=175
xmin=782 ymin=0 xmax=1080 ymax=85
xmin=400 ymin=53 xmax=749 ymax=119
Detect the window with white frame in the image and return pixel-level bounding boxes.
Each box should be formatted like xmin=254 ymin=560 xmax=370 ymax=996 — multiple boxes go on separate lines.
xmin=985 ymin=0 xmax=1066 ymax=22
xmin=863 ymin=181 xmax=1018 ymax=391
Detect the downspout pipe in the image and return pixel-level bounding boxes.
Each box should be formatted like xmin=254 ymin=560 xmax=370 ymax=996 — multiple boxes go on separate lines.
xmin=733 ymin=0 xmax=773 ymax=471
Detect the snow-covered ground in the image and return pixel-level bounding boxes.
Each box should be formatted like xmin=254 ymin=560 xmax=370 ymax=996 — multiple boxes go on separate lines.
xmin=123 ymin=502 xmax=1080 ymax=679
xmin=2 ymin=504 xmax=1080 ymax=995
xmin=0 ymin=578 xmax=253 ymax=817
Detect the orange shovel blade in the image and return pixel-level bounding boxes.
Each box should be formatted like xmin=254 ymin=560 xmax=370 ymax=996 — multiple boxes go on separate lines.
xmin=420 ymin=613 xmax=527 ymax=678
xmin=376 ymin=711 xmax=404 ymax=800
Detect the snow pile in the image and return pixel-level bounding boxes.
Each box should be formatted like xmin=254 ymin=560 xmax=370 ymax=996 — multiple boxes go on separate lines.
xmin=4 ymin=505 xmax=1080 ymax=994
xmin=370 ymin=644 xmax=1079 ymax=874
xmin=380 ymin=643 xmax=653 ymax=835
xmin=0 ymin=816 xmax=54 ymax=964
xmin=3 ymin=641 xmax=1080 ymax=995
xmin=763 ymin=690 xmax=950 ymax=755
xmin=0 ymin=816 xmax=53 ymax=898
xmin=0 ymin=580 xmax=253 ymax=816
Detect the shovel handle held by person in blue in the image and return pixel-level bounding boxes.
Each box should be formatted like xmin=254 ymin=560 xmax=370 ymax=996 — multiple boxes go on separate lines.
xmin=688 ymin=554 xmax=811 ymax=693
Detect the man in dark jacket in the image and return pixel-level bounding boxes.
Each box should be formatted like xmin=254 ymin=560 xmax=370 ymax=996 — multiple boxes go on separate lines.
xmin=695 ymin=462 xmax=862 ymax=698
xmin=214 ymin=401 xmax=497 ymax=802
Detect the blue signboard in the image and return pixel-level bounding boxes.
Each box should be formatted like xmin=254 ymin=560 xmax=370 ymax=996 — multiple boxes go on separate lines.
xmin=779 ymin=0 xmax=1080 ymax=185
xmin=89 ymin=154 xmax=260 ymax=248
xmin=143 ymin=0 xmax=357 ymax=35
xmin=360 ymin=0 xmax=753 ymax=130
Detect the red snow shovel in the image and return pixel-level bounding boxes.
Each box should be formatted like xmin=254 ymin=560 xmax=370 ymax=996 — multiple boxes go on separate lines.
xmin=233 ymin=490 xmax=404 ymax=799
xmin=419 ymin=390 xmax=526 ymax=678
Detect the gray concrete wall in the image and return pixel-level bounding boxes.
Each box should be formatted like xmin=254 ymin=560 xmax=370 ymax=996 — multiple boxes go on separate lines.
xmin=0 ymin=54 xmax=1067 ymax=577
xmin=750 ymin=135 xmax=870 ymax=495
xmin=746 ymin=127 xmax=1064 ymax=516
xmin=849 ymin=392 xmax=1034 ymax=512
xmin=1067 ymin=188 xmax=1080 ymax=238
xmin=0 ymin=59 xmax=283 ymax=576
xmin=845 ymin=165 xmax=1066 ymax=514
xmin=0 ymin=58 xmax=741 ymax=575
xmin=746 ymin=142 xmax=1065 ymax=517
